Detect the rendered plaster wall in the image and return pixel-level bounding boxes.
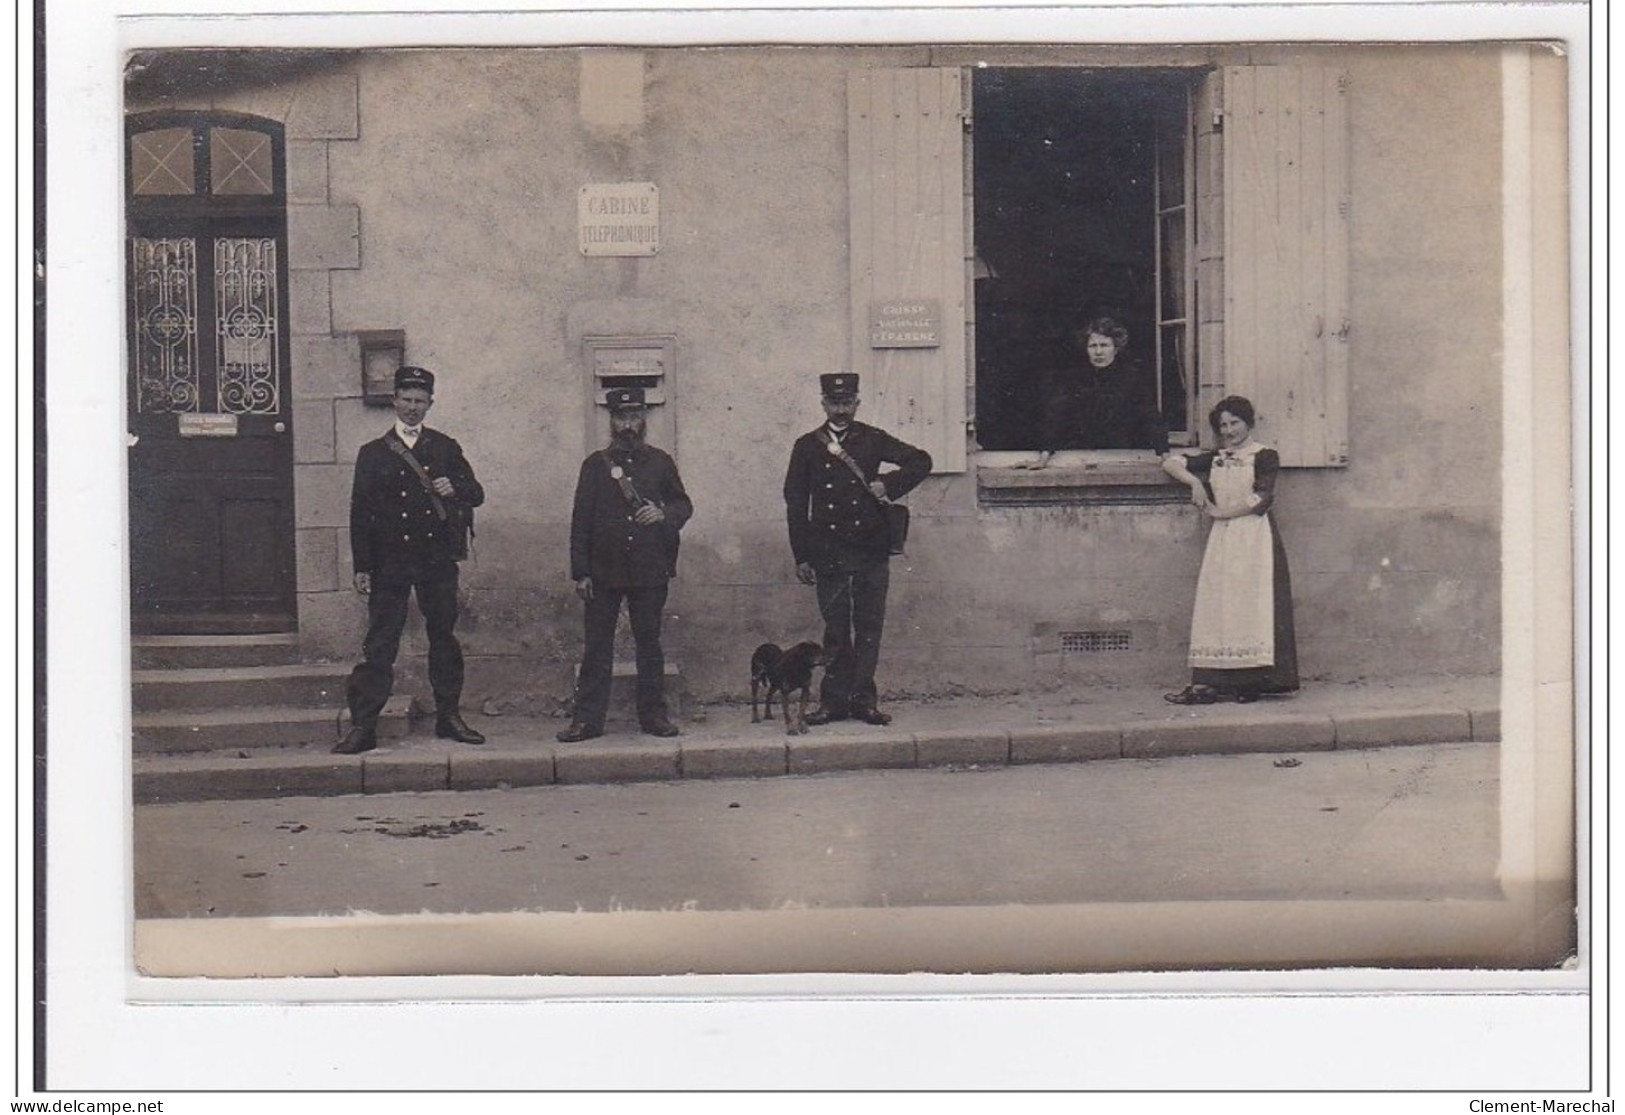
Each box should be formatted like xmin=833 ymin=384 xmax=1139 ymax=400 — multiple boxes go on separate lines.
xmin=1268 ymin=44 xmax=1506 ymax=685
xmin=131 ymin=43 xmax=1523 ymax=705
xmin=299 ymin=47 xmax=904 ymax=707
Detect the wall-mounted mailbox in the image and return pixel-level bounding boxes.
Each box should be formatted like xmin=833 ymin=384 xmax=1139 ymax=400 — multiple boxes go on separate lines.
xmin=358 ymin=330 xmax=407 ymax=406
xmin=584 ymin=334 xmax=677 ymax=454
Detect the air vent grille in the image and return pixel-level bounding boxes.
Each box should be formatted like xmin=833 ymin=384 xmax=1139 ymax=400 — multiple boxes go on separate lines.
xmin=1060 ymin=630 xmax=1133 ymax=654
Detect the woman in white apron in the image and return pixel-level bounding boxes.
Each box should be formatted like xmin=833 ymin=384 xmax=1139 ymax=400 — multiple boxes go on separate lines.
xmin=1161 ymin=396 xmax=1299 ymax=705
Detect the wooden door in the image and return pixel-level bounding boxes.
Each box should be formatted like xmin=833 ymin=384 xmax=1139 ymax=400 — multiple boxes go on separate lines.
xmin=126 ymin=114 xmax=297 ymax=633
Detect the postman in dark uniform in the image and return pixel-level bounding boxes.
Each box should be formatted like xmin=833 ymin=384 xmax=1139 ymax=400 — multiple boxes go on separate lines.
xmin=784 ymin=371 xmax=931 ymax=725
xmin=558 ymin=386 xmax=694 ymax=742
xmin=336 ymin=365 xmax=486 ymax=754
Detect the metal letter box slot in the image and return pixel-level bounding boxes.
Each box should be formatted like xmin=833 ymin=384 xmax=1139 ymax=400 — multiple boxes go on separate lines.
xmin=583 ymin=334 xmax=678 ymax=455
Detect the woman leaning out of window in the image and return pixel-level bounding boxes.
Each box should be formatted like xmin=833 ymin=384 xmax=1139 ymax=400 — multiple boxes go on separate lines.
xmin=1012 ymin=315 xmax=1168 ymax=468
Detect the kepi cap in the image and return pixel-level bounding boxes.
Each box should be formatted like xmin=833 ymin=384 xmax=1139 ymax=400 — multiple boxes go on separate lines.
xmin=606 ymin=386 xmax=647 ymax=412
xmin=820 ymin=372 xmax=859 ymax=400
xmin=394 ymin=366 xmax=435 ymax=393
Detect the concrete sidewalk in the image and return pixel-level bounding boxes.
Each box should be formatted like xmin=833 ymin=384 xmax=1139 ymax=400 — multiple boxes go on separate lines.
xmin=131 ymin=675 xmax=1501 ymax=803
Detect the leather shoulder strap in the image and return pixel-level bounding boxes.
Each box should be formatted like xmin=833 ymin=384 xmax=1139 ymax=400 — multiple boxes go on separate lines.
xmin=596 ymin=449 xmax=647 ymax=506
xmin=819 ymin=429 xmax=889 ymax=506
xmin=386 ymin=433 xmax=448 ymax=520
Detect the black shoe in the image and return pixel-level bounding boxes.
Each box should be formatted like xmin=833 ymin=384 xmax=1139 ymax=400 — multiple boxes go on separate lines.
xmin=1164 ymin=685 xmax=1220 ymax=706
xmin=641 ymin=718 xmax=681 ymax=738
xmin=853 ymin=707 xmax=893 ymax=726
xmin=556 ymin=722 xmax=602 ymax=743
xmin=1232 ymin=692 xmax=1259 ymax=704
xmin=435 ymin=711 xmax=486 ymax=745
xmin=804 ymin=707 xmax=848 ymax=726
xmin=332 ymin=725 xmax=377 ymax=755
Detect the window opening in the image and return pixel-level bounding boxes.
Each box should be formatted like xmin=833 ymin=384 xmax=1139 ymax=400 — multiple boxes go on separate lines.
xmin=972 ymin=68 xmax=1198 ymax=452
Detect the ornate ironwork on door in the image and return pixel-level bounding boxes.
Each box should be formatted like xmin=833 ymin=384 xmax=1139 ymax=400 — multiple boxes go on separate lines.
xmin=131 ymin=237 xmax=200 ymax=414
xmin=129 ymin=236 xmax=283 ymax=416
xmin=215 ymin=238 xmax=280 ymax=415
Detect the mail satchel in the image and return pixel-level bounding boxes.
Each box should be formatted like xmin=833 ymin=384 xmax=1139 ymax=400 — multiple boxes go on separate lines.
xmin=885 ymin=502 xmax=910 ymax=556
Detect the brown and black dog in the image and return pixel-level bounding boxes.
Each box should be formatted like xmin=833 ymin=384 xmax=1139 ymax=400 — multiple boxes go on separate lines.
xmin=750 ymin=641 xmax=826 ymax=735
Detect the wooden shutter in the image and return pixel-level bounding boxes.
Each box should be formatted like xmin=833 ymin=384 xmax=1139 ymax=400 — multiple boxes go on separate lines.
xmin=848 ymin=68 xmax=967 ymax=472
xmin=1223 ymin=65 xmax=1351 ymax=466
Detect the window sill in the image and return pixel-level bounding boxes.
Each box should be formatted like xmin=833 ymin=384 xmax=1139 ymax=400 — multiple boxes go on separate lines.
xmin=976 ymin=451 xmax=1187 ymax=506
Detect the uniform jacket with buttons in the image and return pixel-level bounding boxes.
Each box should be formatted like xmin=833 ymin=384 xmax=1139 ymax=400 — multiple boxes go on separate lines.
xmin=569 ymin=443 xmax=694 ymax=588
xmin=784 ymin=421 xmax=932 ymax=566
xmin=350 ymin=427 xmax=485 ymax=578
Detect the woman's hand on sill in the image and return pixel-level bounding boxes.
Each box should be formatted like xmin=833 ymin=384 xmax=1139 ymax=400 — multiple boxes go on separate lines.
xmin=1008 ymin=451 xmax=1053 ymax=471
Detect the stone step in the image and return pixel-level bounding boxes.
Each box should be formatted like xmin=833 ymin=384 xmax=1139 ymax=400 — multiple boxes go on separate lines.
xmin=132 ymin=697 xmax=412 ymax=755
xmin=131 ymin=663 xmax=352 ymax=713
xmin=131 ymin=633 xmax=302 ymax=670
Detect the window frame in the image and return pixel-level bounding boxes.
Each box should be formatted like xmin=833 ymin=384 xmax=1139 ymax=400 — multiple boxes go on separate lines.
xmin=1153 ymin=80 xmax=1200 ymax=449
xmin=967 ymin=66 xmax=1211 ymax=501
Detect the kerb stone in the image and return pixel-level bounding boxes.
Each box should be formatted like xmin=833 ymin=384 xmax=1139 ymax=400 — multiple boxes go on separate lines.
xmin=1010 ymin=724 xmax=1121 ymax=765
xmin=1334 ymin=709 xmax=1472 ymax=749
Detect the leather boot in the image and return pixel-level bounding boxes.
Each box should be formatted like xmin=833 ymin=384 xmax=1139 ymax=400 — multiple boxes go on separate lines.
xmin=556 ymin=722 xmax=602 ymax=743
xmin=332 ymin=724 xmax=377 ymax=755
xmin=435 ymin=709 xmax=486 ymax=745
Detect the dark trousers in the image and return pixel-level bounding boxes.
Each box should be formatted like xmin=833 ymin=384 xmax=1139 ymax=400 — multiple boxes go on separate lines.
xmin=347 ymin=566 xmax=464 ymax=730
xmin=573 ymin=583 xmax=670 ymax=729
xmin=815 ymin=555 xmax=890 ymax=714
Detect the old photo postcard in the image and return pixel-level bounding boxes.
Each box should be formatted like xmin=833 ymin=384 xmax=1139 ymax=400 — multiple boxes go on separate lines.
xmin=34 ymin=0 xmax=1594 ymax=1094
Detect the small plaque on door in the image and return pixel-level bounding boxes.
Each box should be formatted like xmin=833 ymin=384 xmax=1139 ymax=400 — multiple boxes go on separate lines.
xmin=178 ymin=413 xmax=239 ymax=438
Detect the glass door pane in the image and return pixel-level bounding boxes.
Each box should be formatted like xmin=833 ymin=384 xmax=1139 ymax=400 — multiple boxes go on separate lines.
xmin=130 ymin=127 xmax=196 ymax=196
xmin=210 ymin=127 xmax=275 ymax=196
xmin=214 ymin=238 xmax=282 ymax=415
xmin=130 ymin=238 xmax=201 ymax=413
